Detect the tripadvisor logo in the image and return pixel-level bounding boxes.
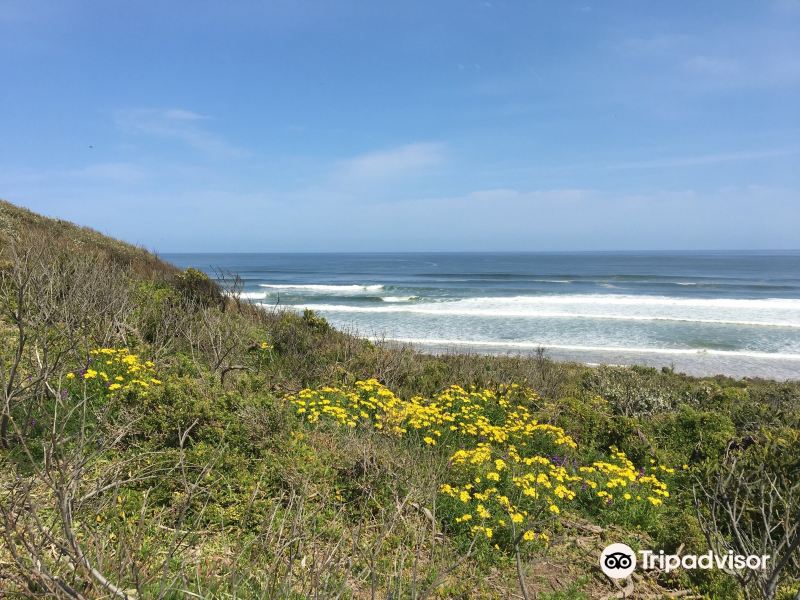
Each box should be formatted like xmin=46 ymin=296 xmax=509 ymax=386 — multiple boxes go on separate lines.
xmin=600 ymin=543 xmax=770 ymax=579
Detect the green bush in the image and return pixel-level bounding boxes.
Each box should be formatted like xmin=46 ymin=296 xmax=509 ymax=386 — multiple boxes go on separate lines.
xmin=174 ymin=267 xmax=223 ymax=307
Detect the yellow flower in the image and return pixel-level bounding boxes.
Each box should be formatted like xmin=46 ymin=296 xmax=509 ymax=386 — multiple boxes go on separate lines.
xmin=108 ymin=383 xmax=122 ymax=391
xmin=285 ymin=378 xmax=672 ymax=552
xmin=66 ymin=372 xmax=75 ymax=380
xmin=523 ymin=530 xmax=536 ymax=542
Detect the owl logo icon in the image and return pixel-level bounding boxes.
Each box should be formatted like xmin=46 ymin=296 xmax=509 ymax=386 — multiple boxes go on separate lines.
xmin=600 ymin=543 xmax=637 ymax=579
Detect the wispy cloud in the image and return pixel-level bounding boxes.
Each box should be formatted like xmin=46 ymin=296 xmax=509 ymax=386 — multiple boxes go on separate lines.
xmin=481 ymin=147 xmax=799 ymax=179
xmin=618 ymin=28 xmax=800 ymax=92
xmin=619 ymin=34 xmax=690 ymax=56
xmin=443 ymin=188 xmax=591 ymax=204
xmin=68 ymin=162 xmax=148 ymax=184
xmin=771 ymin=0 xmax=800 ymax=13
xmin=115 ymin=108 xmax=244 ymax=156
xmin=683 ymin=55 xmax=739 ymax=77
xmin=335 ymin=143 xmax=446 ymax=181
xmin=0 ymin=162 xmax=148 ymax=186
xmin=160 ymin=108 xmax=207 ymax=121
xmin=599 ymin=147 xmax=799 ymax=171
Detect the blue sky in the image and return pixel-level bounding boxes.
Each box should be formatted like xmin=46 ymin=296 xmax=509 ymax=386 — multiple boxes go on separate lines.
xmin=1 ymin=0 xmax=799 ymax=251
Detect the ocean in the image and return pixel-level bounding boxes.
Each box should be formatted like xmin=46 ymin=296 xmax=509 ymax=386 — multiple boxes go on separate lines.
xmin=163 ymin=252 xmax=800 ymax=380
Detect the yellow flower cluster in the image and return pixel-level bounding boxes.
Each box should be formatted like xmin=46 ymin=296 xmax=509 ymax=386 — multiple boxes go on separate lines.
xmin=579 ymin=447 xmax=671 ymax=506
xmin=287 ymin=380 xmax=670 ymax=551
xmin=67 ymin=348 xmax=161 ymax=395
xmin=289 ymin=381 xmax=572 ymax=447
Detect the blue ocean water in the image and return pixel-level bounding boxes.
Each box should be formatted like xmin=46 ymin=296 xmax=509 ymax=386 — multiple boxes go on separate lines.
xmin=163 ymin=252 xmax=800 ymax=380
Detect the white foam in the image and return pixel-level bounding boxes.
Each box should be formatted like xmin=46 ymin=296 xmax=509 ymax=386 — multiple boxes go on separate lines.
xmin=240 ymin=291 xmax=268 ymax=300
xmin=382 ymin=337 xmax=800 ymax=361
xmin=258 ymin=284 xmax=384 ymax=295
xmin=381 ymin=296 xmax=418 ymax=303
xmin=288 ymin=294 xmax=800 ymax=328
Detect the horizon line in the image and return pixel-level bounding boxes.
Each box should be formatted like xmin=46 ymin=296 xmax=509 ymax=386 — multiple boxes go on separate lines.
xmin=157 ymin=249 xmax=800 ymax=255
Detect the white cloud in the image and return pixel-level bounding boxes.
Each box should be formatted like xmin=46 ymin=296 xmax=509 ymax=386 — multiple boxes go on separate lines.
xmin=771 ymin=0 xmax=800 ymax=13
xmin=684 ymin=55 xmax=740 ymax=77
xmin=161 ymin=108 xmax=207 ymax=121
xmin=482 ymin=147 xmax=799 ymax=179
xmin=600 ymin=147 xmax=799 ymax=171
xmin=336 ymin=143 xmax=446 ymax=181
xmin=69 ymin=162 xmax=147 ymax=184
xmin=620 ymin=34 xmax=690 ymax=56
xmin=618 ymin=28 xmax=800 ymax=93
xmin=461 ymin=188 xmax=590 ymax=203
xmin=0 ymin=162 xmax=147 ymax=186
xmin=115 ymin=108 xmax=244 ymax=156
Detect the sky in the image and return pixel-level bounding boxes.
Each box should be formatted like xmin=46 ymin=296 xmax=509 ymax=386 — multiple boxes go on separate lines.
xmin=1 ymin=0 xmax=799 ymax=252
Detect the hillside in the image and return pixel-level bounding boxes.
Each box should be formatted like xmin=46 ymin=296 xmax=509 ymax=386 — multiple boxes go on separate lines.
xmin=0 ymin=200 xmax=798 ymax=600
xmin=0 ymin=200 xmax=177 ymax=279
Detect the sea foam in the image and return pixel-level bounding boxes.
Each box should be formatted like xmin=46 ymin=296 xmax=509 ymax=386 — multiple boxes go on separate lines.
xmin=258 ymin=284 xmax=384 ymax=295
xmin=288 ymin=294 xmax=800 ymax=328
xmin=381 ymin=337 xmax=800 ymax=361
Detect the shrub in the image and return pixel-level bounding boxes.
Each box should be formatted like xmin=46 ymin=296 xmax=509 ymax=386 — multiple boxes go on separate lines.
xmin=174 ymin=267 xmax=223 ymax=307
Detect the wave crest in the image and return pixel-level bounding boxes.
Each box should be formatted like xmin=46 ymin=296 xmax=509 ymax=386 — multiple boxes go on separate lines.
xmin=258 ymin=283 xmax=384 ymax=295
xmin=287 ymin=294 xmax=800 ymax=328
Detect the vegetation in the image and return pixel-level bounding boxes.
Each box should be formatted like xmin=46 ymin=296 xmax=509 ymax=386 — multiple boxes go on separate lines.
xmin=0 ymin=199 xmax=798 ymax=599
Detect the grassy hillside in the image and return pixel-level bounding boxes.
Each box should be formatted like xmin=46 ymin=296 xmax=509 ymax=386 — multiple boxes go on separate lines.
xmin=1 ymin=200 xmax=798 ymax=599
xmin=0 ymin=200 xmax=177 ymax=279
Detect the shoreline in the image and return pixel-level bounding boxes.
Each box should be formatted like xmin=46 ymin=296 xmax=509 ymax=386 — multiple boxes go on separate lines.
xmin=373 ymin=336 xmax=800 ymax=382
